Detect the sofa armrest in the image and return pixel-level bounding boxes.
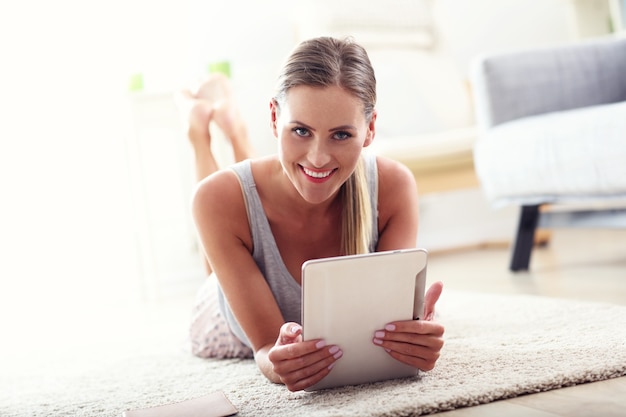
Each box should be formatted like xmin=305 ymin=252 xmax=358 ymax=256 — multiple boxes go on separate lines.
xmin=470 ymin=36 xmax=626 ymax=129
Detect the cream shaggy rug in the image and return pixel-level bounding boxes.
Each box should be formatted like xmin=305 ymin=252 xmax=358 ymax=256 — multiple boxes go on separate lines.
xmin=3 ymin=291 xmax=626 ymax=417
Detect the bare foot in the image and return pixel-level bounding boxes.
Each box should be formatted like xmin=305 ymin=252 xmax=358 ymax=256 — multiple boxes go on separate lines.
xmin=191 ymin=74 xmax=252 ymax=158
xmin=176 ymin=73 xmax=255 ymax=165
xmin=213 ymin=100 xmax=247 ymax=147
xmin=175 ymin=89 xmax=215 ymax=152
xmin=193 ymin=73 xmax=232 ymax=103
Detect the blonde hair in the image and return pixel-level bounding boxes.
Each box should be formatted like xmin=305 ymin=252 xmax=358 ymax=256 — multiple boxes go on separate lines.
xmin=274 ymin=37 xmax=376 ymax=255
xmin=341 ymin=157 xmax=372 ymax=255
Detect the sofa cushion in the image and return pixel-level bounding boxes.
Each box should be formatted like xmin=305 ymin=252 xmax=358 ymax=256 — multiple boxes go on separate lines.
xmin=474 ymin=100 xmax=626 ymax=207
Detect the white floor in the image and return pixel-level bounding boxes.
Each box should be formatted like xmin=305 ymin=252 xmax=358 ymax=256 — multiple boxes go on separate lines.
xmin=429 ymin=228 xmax=626 ymax=306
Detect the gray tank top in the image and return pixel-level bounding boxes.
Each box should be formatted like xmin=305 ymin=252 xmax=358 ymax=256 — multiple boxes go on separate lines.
xmin=217 ymin=152 xmax=379 ymax=347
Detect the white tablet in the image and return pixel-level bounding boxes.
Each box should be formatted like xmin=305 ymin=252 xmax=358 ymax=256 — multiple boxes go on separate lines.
xmin=301 ymin=248 xmax=428 ymax=391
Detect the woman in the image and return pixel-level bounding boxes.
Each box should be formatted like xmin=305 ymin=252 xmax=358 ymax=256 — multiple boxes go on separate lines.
xmin=180 ymin=36 xmax=444 ymax=392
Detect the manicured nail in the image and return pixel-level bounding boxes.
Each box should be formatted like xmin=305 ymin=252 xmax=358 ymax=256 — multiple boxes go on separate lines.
xmin=375 ymin=331 xmax=385 ymax=338
xmin=315 ymin=340 xmax=326 ymax=349
xmin=373 ymin=338 xmax=383 ymax=345
xmin=329 ymin=346 xmax=343 ymax=359
xmin=385 ymin=324 xmax=396 ymax=331
xmin=328 ymin=362 xmax=336 ymax=370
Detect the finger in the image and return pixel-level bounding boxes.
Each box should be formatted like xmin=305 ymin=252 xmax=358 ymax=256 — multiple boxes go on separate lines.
xmin=279 ymin=346 xmax=343 ymax=391
xmin=385 ymin=346 xmax=441 ymax=371
xmin=270 ymin=338 xmax=342 ymax=370
xmin=379 ymin=320 xmax=445 ymax=338
xmin=382 ymin=337 xmax=441 ymax=358
xmin=373 ymin=330 xmax=443 ymax=371
xmin=270 ymin=338 xmax=323 ymax=363
xmin=283 ymin=361 xmax=333 ymax=392
xmin=373 ymin=330 xmax=444 ymax=353
xmin=423 ymin=281 xmax=443 ymax=321
xmin=277 ymin=322 xmax=303 ymax=346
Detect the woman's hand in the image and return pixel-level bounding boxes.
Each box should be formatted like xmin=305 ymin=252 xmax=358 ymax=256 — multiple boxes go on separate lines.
xmin=372 ymin=281 xmax=445 ymax=371
xmin=267 ymin=322 xmax=343 ymax=392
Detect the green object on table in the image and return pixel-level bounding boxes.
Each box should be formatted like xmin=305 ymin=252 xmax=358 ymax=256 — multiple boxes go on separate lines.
xmin=128 ymin=73 xmax=144 ymax=92
xmin=208 ymin=61 xmax=231 ymax=78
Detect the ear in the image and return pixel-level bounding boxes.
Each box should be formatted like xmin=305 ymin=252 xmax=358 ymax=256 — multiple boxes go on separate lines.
xmin=363 ymin=109 xmax=377 ymax=148
xmin=269 ymin=99 xmax=279 ymax=138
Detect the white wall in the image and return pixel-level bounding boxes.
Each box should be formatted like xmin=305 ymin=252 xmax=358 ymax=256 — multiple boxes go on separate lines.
xmin=178 ymin=0 xmax=612 ymax=151
xmin=446 ymin=0 xmax=616 ymax=72
xmin=0 ymin=0 xmax=193 ymax=355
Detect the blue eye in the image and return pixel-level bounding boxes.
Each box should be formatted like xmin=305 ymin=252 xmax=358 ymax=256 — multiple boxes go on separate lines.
xmin=333 ymin=131 xmax=352 ymax=141
xmin=293 ymin=127 xmax=310 ymax=137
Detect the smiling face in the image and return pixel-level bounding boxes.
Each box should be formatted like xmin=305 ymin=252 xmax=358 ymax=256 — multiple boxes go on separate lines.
xmin=271 ymin=85 xmax=376 ymax=205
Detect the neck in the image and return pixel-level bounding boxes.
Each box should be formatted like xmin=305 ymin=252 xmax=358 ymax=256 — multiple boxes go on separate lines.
xmin=276 ymin=164 xmax=343 ymax=219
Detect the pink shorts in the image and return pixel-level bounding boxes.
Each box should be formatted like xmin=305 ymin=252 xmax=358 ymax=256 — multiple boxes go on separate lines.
xmin=189 ymin=275 xmax=253 ymax=359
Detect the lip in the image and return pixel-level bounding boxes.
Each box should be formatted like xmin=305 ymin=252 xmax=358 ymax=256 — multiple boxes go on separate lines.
xmin=300 ymin=165 xmax=336 ymax=183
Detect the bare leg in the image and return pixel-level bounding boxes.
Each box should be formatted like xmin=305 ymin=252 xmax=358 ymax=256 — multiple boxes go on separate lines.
xmin=175 ymin=74 xmax=255 ymax=274
xmin=179 ymin=77 xmax=258 ymax=357
xmin=195 ymin=73 xmax=255 ymax=163
xmin=176 ymin=73 xmax=255 ymax=182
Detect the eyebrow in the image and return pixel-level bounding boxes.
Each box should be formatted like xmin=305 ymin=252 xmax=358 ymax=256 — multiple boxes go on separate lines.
xmin=290 ymin=121 xmax=357 ymax=132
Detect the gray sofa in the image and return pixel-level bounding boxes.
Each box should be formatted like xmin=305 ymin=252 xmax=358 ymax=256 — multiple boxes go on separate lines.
xmin=470 ymin=36 xmax=626 ymax=271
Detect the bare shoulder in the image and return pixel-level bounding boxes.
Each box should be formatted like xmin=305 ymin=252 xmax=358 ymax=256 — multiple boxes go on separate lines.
xmin=374 ymin=155 xmax=417 ymax=194
xmin=192 ymin=167 xmax=250 ymax=244
xmin=193 ymin=168 xmax=243 ymax=211
xmin=374 ymin=155 xmax=419 ymax=245
xmin=193 ymin=156 xmax=278 ymax=222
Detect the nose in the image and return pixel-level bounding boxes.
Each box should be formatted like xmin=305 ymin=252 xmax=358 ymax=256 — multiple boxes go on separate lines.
xmin=307 ymin=139 xmax=331 ymax=168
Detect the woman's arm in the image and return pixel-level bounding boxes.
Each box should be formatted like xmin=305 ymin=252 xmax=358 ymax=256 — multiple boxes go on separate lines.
xmin=191 ymin=170 xmax=341 ymax=390
xmin=192 ymin=170 xmax=284 ymax=350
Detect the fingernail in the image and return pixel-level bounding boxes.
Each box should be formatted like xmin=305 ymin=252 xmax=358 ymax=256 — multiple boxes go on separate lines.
xmin=333 ymin=349 xmax=343 ymax=359
xmin=373 ymin=338 xmax=383 ymax=345
xmin=328 ymin=362 xmax=336 ymax=370
xmin=329 ymin=345 xmax=340 ymax=355
xmin=426 ymin=312 xmax=434 ymax=321
xmin=385 ymin=324 xmax=396 ymax=331
xmin=375 ymin=331 xmax=385 ymax=338
xmin=315 ymin=340 xmax=326 ymax=349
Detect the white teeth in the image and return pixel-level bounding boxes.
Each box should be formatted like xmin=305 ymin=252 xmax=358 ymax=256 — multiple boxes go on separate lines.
xmin=303 ymin=167 xmax=332 ymax=178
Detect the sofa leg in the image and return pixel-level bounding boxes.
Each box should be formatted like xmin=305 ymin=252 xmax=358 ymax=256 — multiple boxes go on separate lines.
xmin=510 ymin=205 xmax=541 ymax=272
